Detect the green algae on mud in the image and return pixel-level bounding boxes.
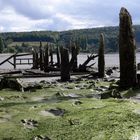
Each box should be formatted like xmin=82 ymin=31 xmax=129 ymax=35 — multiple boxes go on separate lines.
xmin=0 ymin=80 xmax=139 ymax=140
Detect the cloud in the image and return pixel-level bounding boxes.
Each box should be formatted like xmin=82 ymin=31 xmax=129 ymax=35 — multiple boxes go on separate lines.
xmin=0 ymin=0 xmax=139 ymax=32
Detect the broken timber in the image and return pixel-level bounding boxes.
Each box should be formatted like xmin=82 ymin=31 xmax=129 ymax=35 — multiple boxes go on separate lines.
xmin=0 ymin=53 xmax=33 ymax=69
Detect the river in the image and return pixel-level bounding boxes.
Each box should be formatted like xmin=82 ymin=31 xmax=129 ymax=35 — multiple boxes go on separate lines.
xmin=0 ymin=53 xmax=140 ymax=69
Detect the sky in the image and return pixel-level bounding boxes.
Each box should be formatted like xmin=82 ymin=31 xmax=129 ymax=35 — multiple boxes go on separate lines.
xmin=0 ymin=0 xmax=139 ymax=32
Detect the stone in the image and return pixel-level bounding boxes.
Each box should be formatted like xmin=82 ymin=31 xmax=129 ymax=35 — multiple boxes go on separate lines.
xmin=33 ymin=135 xmax=51 ymax=140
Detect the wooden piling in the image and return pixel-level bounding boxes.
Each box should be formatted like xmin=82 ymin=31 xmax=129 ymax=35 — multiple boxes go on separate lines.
xmin=98 ymin=33 xmax=105 ymax=78
xmin=60 ymin=47 xmax=70 ymax=81
xmin=119 ymin=7 xmax=137 ymax=88
xmin=39 ymin=41 xmax=44 ymax=70
xmin=44 ymin=44 xmax=49 ymax=72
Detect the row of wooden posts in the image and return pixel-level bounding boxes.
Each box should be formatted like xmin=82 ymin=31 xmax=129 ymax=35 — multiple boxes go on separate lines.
xmin=32 ymin=7 xmax=138 ymax=88
xmin=32 ymin=41 xmax=99 ymax=81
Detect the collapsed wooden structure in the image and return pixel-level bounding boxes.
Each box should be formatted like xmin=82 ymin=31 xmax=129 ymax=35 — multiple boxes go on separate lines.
xmin=0 ymin=41 xmax=98 ymax=81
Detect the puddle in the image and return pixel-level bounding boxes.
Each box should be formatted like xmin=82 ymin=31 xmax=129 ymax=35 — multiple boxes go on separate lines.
xmin=40 ymin=110 xmax=55 ymax=117
xmin=31 ymin=96 xmax=60 ymax=104
xmin=48 ymin=108 xmax=65 ymax=116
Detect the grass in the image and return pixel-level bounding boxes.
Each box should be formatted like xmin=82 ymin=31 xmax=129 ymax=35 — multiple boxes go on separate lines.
xmin=0 ymin=80 xmax=140 ymax=139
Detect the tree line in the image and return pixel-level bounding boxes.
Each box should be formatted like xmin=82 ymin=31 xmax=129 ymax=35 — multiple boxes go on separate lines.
xmin=0 ymin=25 xmax=140 ymax=53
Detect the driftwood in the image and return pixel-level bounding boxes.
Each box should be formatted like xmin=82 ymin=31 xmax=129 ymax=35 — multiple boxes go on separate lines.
xmin=79 ymin=54 xmax=98 ymax=71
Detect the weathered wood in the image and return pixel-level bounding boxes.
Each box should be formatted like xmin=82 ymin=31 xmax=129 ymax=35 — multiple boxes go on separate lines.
xmin=44 ymin=44 xmax=49 ymax=72
xmin=0 ymin=53 xmax=17 ymax=66
xmin=50 ymin=45 xmax=53 ymax=66
xmin=56 ymin=45 xmax=60 ymax=68
xmin=79 ymin=54 xmax=98 ymax=71
xmin=32 ymin=48 xmax=36 ymax=69
xmin=39 ymin=41 xmax=44 ymax=70
xmin=71 ymin=43 xmax=78 ymax=71
xmin=32 ymin=48 xmax=38 ymax=69
xmin=98 ymin=33 xmax=105 ymax=78
xmin=119 ymin=7 xmax=137 ymax=88
xmin=13 ymin=55 xmax=16 ymax=69
xmin=60 ymin=47 xmax=70 ymax=81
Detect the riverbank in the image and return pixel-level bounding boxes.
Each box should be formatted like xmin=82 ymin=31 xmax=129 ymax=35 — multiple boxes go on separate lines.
xmin=0 ymin=73 xmax=140 ymax=139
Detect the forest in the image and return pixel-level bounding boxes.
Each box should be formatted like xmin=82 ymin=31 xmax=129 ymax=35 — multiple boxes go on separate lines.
xmin=1 ymin=25 xmax=140 ymax=53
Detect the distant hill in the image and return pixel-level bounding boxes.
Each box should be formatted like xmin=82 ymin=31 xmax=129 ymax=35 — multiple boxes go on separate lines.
xmin=1 ymin=25 xmax=140 ymax=53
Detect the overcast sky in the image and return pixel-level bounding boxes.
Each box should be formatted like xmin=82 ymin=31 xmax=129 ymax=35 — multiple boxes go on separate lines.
xmin=0 ymin=0 xmax=139 ymax=32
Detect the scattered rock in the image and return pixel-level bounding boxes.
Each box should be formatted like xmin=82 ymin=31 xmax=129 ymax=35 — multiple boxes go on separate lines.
xmin=21 ymin=119 xmax=38 ymax=129
xmin=74 ymin=100 xmax=83 ymax=105
xmin=68 ymin=119 xmax=80 ymax=125
xmin=101 ymin=89 xmax=122 ymax=99
xmin=112 ymin=66 xmax=119 ymax=70
xmin=0 ymin=77 xmax=42 ymax=92
xmin=86 ymin=93 xmax=101 ymax=99
xmin=106 ymin=69 xmax=113 ymax=76
xmin=55 ymin=92 xmax=65 ymax=97
xmin=32 ymin=135 xmax=51 ymax=140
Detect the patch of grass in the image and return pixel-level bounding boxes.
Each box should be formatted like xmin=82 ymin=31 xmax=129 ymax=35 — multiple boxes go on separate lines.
xmin=0 ymin=81 xmax=140 ymax=140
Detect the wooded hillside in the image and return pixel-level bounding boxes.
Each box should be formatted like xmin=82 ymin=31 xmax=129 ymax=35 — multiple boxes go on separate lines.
xmin=1 ymin=25 xmax=140 ymax=53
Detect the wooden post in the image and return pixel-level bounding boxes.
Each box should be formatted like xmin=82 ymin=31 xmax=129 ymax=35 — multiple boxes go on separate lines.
xmin=98 ymin=33 xmax=105 ymax=78
xmin=119 ymin=7 xmax=137 ymax=88
xmin=32 ymin=48 xmax=36 ymax=69
xmin=56 ymin=44 xmax=60 ymax=68
xmin=39 ymin=41 xmax=44 ymax=70
xmin=13 ymin=55 xmax=16 ymax=69
xmin=44 ymin=44 xmax=49 ymax=72
xmin=71 ymin=42 xmax=78 ymax=71
xmin=50 ymin=45 xmax=53 ymax=66
xmin=60 ymin=47 xmax=70 ymax=81
xmin=32 ymin=48 xmax=38 ymax=69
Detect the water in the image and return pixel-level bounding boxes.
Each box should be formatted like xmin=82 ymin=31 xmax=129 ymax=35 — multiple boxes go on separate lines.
xmin=0 ymin=53 xmax=140 ymax=69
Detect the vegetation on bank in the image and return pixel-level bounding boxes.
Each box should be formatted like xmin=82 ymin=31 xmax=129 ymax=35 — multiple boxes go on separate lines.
xmin=1 ymin=25 xmax=140 ymax=53
xmin=0 ymin=78 xmax=140 ymax=140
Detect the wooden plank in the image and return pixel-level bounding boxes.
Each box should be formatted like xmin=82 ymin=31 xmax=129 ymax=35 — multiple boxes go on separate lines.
xmin=16 ymin=58 xmax=33 ymax=60
xmin=0 ymin=53 xmax=17 ymax=65
xmin=15 ymin=53 xmax=32 ymax=57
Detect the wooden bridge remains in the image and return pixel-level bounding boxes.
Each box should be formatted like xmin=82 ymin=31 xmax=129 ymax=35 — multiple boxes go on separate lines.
xmin=0 ymin=53 xmax=33 ymax=69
